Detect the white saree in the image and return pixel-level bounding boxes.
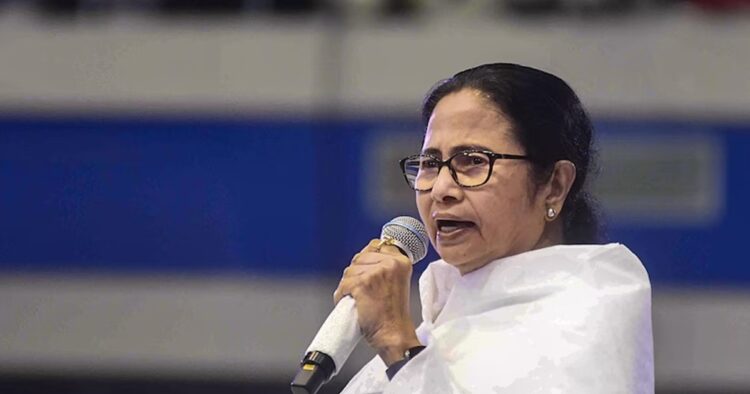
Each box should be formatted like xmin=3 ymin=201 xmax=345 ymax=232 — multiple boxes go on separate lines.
xmin=340 ymin=243 xmax=654 ymax=394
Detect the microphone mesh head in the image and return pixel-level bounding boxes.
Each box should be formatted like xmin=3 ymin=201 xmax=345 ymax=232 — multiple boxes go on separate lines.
xmin=380 ymin=216 xmax=429 ymax=264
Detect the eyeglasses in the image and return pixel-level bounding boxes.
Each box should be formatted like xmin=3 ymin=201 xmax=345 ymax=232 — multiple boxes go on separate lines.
xmin=399 ymin=150 xmax=530 ymax=191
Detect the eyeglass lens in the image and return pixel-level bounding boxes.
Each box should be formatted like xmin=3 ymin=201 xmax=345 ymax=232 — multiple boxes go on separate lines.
xmin=404 ymin=152 xmax=491 ymax=190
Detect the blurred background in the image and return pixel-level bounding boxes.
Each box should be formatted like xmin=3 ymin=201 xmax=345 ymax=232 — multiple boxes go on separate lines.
xmin=1 ymin=1 xmax=749 ymax=393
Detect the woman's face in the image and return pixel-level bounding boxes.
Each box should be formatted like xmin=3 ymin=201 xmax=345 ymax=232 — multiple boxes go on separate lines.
xmin=416 ymin=89 xmax=549 ymax=274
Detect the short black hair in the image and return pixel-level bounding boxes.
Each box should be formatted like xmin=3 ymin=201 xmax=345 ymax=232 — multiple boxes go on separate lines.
xmin=422 ymin=63 xmax=600 ymax=244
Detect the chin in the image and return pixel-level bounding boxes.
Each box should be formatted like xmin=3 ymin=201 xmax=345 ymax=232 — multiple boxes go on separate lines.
xmin=439 ymin=250 xmax=487 ymax=274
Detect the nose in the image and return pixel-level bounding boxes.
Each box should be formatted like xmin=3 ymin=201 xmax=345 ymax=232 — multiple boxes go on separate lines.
xmin=430 ymin=165 xmax=462 ymax=203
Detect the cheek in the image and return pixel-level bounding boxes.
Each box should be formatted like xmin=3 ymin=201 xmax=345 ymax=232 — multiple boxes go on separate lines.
xmin=415 ymin=193 xmax=434 ymax=233
xmin=475 ymin=185 xmax=534 ymax=238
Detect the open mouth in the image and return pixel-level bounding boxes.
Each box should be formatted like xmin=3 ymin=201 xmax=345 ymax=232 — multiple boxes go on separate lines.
xmin=436 ymin=219 xmax=476 ymax=234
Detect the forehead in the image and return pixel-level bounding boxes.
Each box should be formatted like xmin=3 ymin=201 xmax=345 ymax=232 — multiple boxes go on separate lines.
xmin=422 ymin=89 xmax=518 ymax=155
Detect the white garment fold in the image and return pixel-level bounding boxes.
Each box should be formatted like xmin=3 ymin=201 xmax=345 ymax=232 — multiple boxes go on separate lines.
xmin=341 ymin=243 xmax=654 ymax=394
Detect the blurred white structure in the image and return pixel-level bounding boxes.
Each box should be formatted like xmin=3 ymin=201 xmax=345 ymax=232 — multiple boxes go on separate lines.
xmin=1 ymin=8 xmax=749 ymax=118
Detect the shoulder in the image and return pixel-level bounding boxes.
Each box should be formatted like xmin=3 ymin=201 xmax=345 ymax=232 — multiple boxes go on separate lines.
xmin=565 ymin=243 xmax=651 ymax=291
xmin=512 ymin=243 xmax=651 ymax=290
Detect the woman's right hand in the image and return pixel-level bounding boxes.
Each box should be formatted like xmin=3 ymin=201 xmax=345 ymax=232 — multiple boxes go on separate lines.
xmin=333 ymin=239 xmax=422 ymax=366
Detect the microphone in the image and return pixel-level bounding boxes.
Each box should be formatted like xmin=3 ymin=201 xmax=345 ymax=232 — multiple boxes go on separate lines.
xmin=290 ymin=216 xmax=429 ymax=394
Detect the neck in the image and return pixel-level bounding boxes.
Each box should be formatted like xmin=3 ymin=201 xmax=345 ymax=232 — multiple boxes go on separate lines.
xmin=534 ymin=220 xmax=564 ymax=250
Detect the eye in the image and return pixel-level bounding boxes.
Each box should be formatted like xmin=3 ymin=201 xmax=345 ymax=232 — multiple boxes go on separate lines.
xmin=421 ymin=158 xmax=440 ymax=169
xmin=470 ymin=156 xmax=486 ymax=165
xmin=455 ymin=153 xmax=489 ymax=168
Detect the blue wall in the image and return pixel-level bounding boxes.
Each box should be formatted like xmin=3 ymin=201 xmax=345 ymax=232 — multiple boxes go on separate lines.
xmin=1 ymin=116 xmax=748 ymax=285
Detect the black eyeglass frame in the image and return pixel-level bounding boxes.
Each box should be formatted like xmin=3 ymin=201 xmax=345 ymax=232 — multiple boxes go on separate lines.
xmin=399 ymin=149 xmax=530 ymax=191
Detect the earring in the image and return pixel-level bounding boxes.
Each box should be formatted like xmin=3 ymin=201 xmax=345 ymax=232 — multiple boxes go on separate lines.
xmin=546 ymin=207 xmax=557 ymax=221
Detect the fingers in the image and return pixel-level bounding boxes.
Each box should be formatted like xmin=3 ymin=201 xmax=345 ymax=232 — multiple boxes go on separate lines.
xmin=352 ymin=239 xmax=410 ymax=266
xmin=334 ymin=259 xmax=412 ymax=304
xmin=333 ymin=265 xmax=369 ymax=303
xmin=359 ymin=239 xmax=409 ymax=259
xmin=334 ymin=239 xmax=411 ymax=305
xmin=359 ymin=239 xmax=381 ymax=254
xmin=378 ymin=243 xmax=407 ymax=259
xmin=333 ymin=269 xmax=374 ymax=304
xmin=349 ymin=239 xmax=384 ymax=265
xmin=333 ymin=281 xmax=350 ymax=305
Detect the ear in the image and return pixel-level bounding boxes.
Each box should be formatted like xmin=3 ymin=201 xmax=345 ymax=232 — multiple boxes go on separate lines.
xmin=543 ymin=160 xmax=576 ymax=219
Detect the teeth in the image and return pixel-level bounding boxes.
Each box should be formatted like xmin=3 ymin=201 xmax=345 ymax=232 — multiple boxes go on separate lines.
xmin=437 ymin=220 xmax=472 ymax=233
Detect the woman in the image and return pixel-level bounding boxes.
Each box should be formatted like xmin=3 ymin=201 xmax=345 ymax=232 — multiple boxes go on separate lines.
xmin=336 ymin=63 xmax=653 ymax=393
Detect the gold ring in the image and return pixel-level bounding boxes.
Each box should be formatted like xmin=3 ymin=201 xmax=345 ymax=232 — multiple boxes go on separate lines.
xmin=375 ymin=237 xmax=395 ymax=251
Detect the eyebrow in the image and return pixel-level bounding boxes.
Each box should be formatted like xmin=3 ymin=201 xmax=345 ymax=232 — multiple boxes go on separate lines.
xmin=421 ymin=144 xmax=495 ymax=157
